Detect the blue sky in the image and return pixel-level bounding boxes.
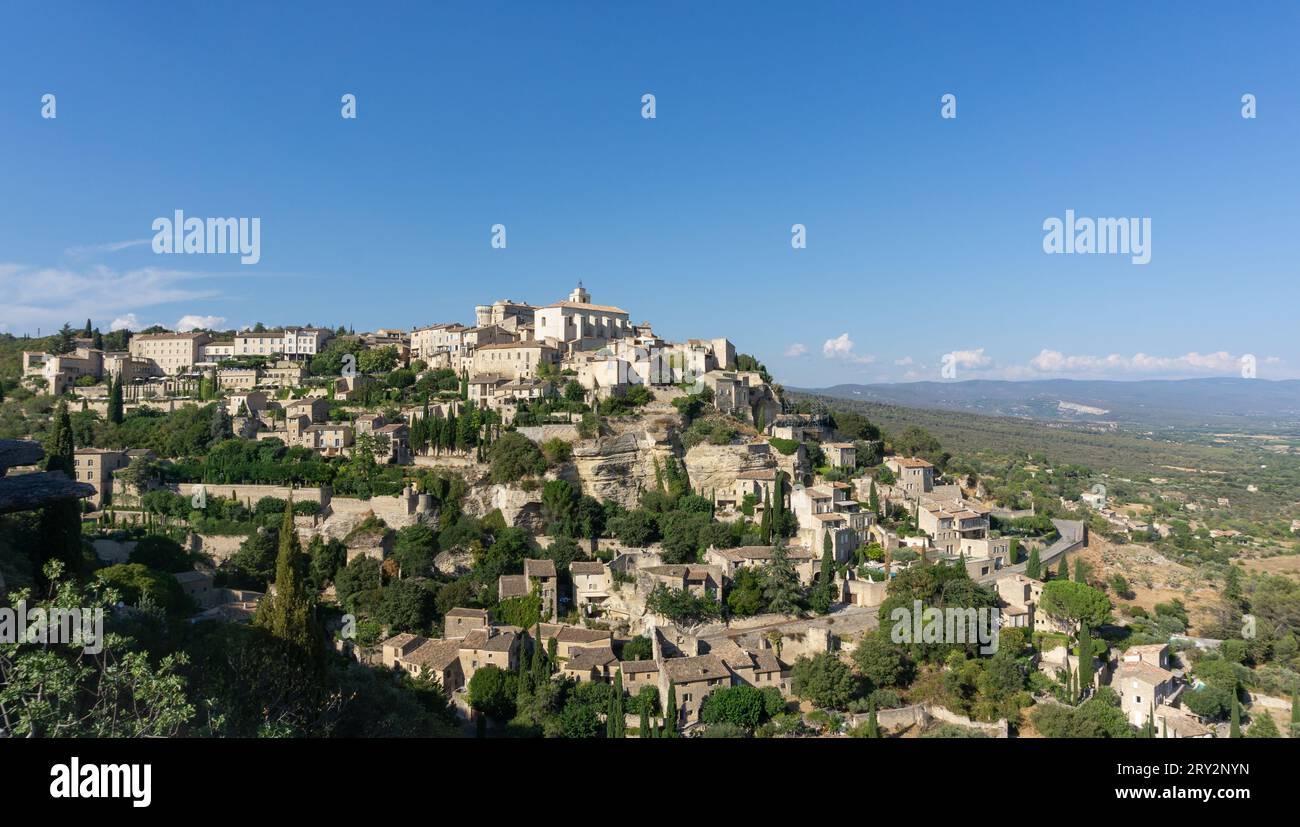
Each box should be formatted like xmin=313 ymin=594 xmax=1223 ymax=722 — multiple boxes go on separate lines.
xmin=2 ymin=2 xmax=1298 ymax=385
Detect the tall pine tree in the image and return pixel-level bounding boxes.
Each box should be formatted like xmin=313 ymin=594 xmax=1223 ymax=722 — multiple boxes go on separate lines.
xmin=1230 ymin=686 xmax=1241 ymax=738
xmin=1025 ymin=547 xmax=1041 ymax=579
xmin=40 ymin=400 xmax=84 ymax=578
xmin=107 ymin=373 xmax=124 ymax=424
xmin=255 ymin=498 xmax=321 ymax=655
xmin=1076 ymin=623 xmax=1093 ymax=698
xmin=663 ymin=682 xmax=678 ymax=738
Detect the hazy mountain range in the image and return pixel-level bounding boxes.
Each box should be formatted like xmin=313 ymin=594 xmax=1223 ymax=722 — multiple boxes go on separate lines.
xmin=792 ymin=378 xmax=1300 ymax=432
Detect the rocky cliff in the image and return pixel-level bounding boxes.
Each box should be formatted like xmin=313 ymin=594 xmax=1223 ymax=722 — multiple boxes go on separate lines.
xmin=682 ymin=441 xmax=779 ymax=497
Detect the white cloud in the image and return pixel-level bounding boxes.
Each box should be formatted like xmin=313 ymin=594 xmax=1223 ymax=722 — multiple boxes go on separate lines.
xmin=893 ymin=356 xmax=914 ymax=366
xmin=1027 ymin=349 xmax=1240 ymax=375
xmin=949 ymin=348 xmax=992 ymax=369
xmin=0 ymin=263 xmax=219 ymax=334
xmin=822 ymin=333 xmax=875 ymax=365
xmin=110 ymin=314 xmax=142 ymax=331
xmin=176 ymin=314 xmax=226 ymax=332
xmin=784 ymin=343 xmax=808 ymax=357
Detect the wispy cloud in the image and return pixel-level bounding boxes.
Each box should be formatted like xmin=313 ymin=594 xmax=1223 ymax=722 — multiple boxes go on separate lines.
xmin=0 ymin=262 xmax=220 ymax=333
xmin=1025 ymin=349 xmax=1261 ymax=377
xmin=64 ymin=239 xmax=151 ymax=260
xmin=784 ymin=343 xmax=808 ymax=357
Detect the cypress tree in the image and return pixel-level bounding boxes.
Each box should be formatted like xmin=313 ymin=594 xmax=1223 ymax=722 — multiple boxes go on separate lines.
xmin=1144 ymin=703 xmax=1155 ymax=738
xmin=868 ymin=480 xmax=879 ymax=515
xmin=255 ymin=497 xmax=320 ymax=654
xmin=532 ymin=633 xmax=548 ymax=686
xmin=547 ymin=637 xmax=558 ymax=672
xmin=1073 ymin=557 xmax=1087 ymax=583
xmin=608 ymin=670 xmax=625 ymax=739
xmin=1056 ymin=555 xmax=1068 ymax=579
xmin=1230 ymin=687 xmax=1241 ymax=738
xmin=1077 ymin=623 xmax=1093 ymax=698
xmin=1291 ymin=681 xmax=1299 ymax=736
xmin=40 ymin=399 xmax=83 ymax=578
xmin=866 ymin=700 xmax=880 ymax=738
xmin=108 ymin=373 xmax=124 ymax=424
xmin=639 ymin=704 xmax=650 ymax=738
xmin=664 ymin=682 xmax=678 ymax=738
xmin=1026 ymin=547 xmax=1041 ymax=580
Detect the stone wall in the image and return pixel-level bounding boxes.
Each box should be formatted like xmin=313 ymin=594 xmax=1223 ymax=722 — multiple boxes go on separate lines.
xmin=516 ymin=424 xmax=580 ymax=443
xmin=165 ymin=482 xmax=329 ymax=508
xmin=861 ymin=703 xmax=1008 ymax=737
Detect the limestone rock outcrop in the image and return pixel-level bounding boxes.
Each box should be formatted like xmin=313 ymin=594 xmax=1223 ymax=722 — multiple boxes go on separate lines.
xmin=682 ymin=441 xmax=778 ymax=498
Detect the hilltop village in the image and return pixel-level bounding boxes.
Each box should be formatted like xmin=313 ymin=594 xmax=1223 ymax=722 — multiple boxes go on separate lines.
xmin=0 ymin=284 xmax=1294 ymax=739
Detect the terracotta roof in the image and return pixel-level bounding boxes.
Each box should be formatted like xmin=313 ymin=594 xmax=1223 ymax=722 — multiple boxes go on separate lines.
xmin=545 ymin=301 xmax=629 ymax=314
xmin=735 ymin=469 xmax=777 ymax=480
xmin=569 ymin=561 xmax=606 ymax=575
xmin=556 ymin=626 xmax=612 ymax=644
xmin=447 ymin=607 xmax=489 ymax=620
xmin=404 ymin=638 xmax=461 ymax=671
xmin=382 ymin=632 xmax=418 ymax=650
xmin=524 ymin=558 xmax=557 ymax=579
xmin=662 ymin=654 xmax=730 ymax=684
xmin=619 ymin=660 xmax=659 ymax=674
xmin=892 ymin=457 xmax=933 ymax=468
xmin=461 ymin=629 xmax=517 ymax=652
xmin=1115 ymin=661 xmax=1175 ymax=686
xmin=565 ymin=646 xmax=618 ymax=671
xmin=476 ymin=342 xmax=553 ymax=351
xmin=498 ymin=574 xmax=529 ymax=598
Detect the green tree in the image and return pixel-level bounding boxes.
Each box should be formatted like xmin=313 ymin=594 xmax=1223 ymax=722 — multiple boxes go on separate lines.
xmin=1076 ymin=622 xmax=1094 ymax=697
xmin=40 ymin=400 xmax=83 ymax=579
xmin=0 ymin=561 xmax=194 ymax=736
xmin=809 ymin=532 xmax=836 ymax=615
xmin=107 ymin=374 xmax=124 ymax=424
xmin=1040 ymin=579 xmax=1111 ymax=631
xmin=1291 ymin=681 xmax=1299 ymax=737
xmin=790 ymin=652 xmax=857 ymax=710
xmin=1245 ymin=711 xmax=1280 ymax=738
xmin=392 ymin=523 xmax=437 ymax=577
xmin=488 ymin=432 xmax=546 ymax=484
xmin=254 ymin=499 xmax=321 ymax=655
xmin=663 ymin=681 xmax=679 ymax=737
xmin=607 ymin=670 xmax=626 ymax=738
xmin=762 ymin=544 xmax=804 ymax=617
xmin=468 ymin=664 xmax=515 ymax=720
xmin=1230 ymin=686 xmax=1241 ymax=738
xmin=1025 ymin=547 xmax=1041 ymax=580
xmin=852 ymin=629 xmax=906 ymax=689
xmin=866 ymin=700 xmax=880 ymax=738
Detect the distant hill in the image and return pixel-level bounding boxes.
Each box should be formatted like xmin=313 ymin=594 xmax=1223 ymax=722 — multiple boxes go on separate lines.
xmin=791 ymin=378 xmax=1300 ymax=432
